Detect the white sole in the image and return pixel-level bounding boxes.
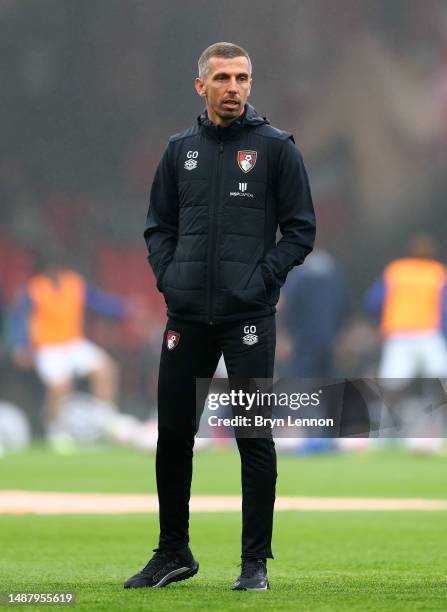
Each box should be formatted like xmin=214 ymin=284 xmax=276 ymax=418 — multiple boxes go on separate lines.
xmin=233 ymin=579 xmax=270 ymax=592
xmin=153 ymin=562 xmax=199 ymax=588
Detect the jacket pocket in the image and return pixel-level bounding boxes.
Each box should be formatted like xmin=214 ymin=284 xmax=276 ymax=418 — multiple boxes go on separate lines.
xmin=253 ymin=264 xmax=280 ymax=306
xmin=250 ymin=265 xmax=269 ymax=302
xmin=159 ymin=260 xmax=173 ymax=292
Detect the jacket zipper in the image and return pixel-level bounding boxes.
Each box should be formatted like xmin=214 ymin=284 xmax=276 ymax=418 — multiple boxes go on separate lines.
xmin=207 ymin=139 xmax=224 ymax=324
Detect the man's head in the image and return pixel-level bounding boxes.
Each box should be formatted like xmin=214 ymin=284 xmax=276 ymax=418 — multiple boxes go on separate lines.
xmin=406 ymin=233 xmax=440 ymax=260
xmin=33 ymin=244 xmax=72 ymax=278
xmin=195 ymin=42 xmax=252 ymax=127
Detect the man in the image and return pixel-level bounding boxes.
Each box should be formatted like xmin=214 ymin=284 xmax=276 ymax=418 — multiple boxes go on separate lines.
xmin=365 ymin=234 xmax=447 ymax=383
xmin=281 ymin=248 xmax=345 ymax=377
xmin=8 ymin=256 xmax=129 ymax=452
xmin=365 ymin=234 xmax=447 ymax=439
xmin=125 ymin=42 xmax=315 ymax=591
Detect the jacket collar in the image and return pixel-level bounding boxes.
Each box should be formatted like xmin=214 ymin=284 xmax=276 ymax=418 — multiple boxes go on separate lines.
xmin=197 ymin=103 xmax=268 ymax=141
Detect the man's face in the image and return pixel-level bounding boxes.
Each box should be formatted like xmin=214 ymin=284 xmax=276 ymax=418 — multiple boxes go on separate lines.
xmin=195 ymin=56 xmax=252 ymax=126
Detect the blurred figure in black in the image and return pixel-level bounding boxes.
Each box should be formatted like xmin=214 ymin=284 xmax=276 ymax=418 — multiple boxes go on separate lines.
xmin=279 ymin=248 xmax=345 ymax=378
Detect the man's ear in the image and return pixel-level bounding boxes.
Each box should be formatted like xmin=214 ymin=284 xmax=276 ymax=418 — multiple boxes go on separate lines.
xmin=195 ymin=77 xmax=206 ymax=97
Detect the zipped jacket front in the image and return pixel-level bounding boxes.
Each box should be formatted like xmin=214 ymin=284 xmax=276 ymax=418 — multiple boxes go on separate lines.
xmin=144 ymin=104 xmax=316 ymax=324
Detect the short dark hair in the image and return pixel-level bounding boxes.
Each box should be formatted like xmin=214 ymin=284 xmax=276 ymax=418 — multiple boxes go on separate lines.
xmin=406 ymin=234 xmax=439 ymax=260
xmin=198 ymin=42 xmax=252 ymax=79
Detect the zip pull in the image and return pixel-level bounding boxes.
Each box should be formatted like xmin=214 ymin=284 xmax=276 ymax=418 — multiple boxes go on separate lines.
xmin=219 ymin=142 xmax=224 ymax=153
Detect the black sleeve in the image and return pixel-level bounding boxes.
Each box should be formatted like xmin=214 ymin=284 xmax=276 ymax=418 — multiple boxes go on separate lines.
xmin=143 ymin=143 xmax=179 ymax=291
xmin=261 ymin=137 xmax=316 ymax=291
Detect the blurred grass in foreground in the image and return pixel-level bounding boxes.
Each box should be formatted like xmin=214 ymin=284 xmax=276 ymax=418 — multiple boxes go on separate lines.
xmin=1 ymin=444 xmax=446 ymax=498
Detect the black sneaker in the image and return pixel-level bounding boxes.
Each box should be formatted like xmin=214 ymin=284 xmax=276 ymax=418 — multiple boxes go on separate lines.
xmin=124 ymin=547 xmax=199 ymax=589
xmin=232 ymin=558 xmax=269 ymax=591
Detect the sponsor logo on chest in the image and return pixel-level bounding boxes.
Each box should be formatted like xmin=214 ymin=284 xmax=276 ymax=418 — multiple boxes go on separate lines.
xmin=230 ymin=182 xmax=254 ymax=198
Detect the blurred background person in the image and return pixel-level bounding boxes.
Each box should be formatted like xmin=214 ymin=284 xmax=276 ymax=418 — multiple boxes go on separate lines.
xmin=278 ymin=248 xmax=345 ymax=378
xmin=275 ymin=248 xmax=346 ymax=454
xmin=7 ymin=252 xmax=131 ymax=451
xmin=365 ymin=234 xmax=447 ymax=442
xmin=365 ymin=234 xmax=447 ymax=383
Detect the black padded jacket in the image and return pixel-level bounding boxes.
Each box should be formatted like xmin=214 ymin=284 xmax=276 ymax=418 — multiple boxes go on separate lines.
xmin=144 ymin=104 xmax=316 ymax=324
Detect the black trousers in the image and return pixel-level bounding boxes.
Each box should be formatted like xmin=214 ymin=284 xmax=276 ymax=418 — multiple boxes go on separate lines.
xmin=156 ymin=314 xmax=277 ymax=559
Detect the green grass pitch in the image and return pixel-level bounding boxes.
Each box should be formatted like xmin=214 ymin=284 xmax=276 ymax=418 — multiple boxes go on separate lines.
xmin=1 ymin=446 xmax=447 ymax=610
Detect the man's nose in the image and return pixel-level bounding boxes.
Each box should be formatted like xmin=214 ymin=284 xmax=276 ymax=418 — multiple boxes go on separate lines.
xmin=226 ymin=77 xmax=238 ymax=93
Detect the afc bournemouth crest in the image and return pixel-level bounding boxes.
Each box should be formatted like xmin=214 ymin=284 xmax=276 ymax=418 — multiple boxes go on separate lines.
xmin=166 ymin=330 xmax=180 ymax=350
xmin=238 ymin=150 xmax=257 ymax=173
